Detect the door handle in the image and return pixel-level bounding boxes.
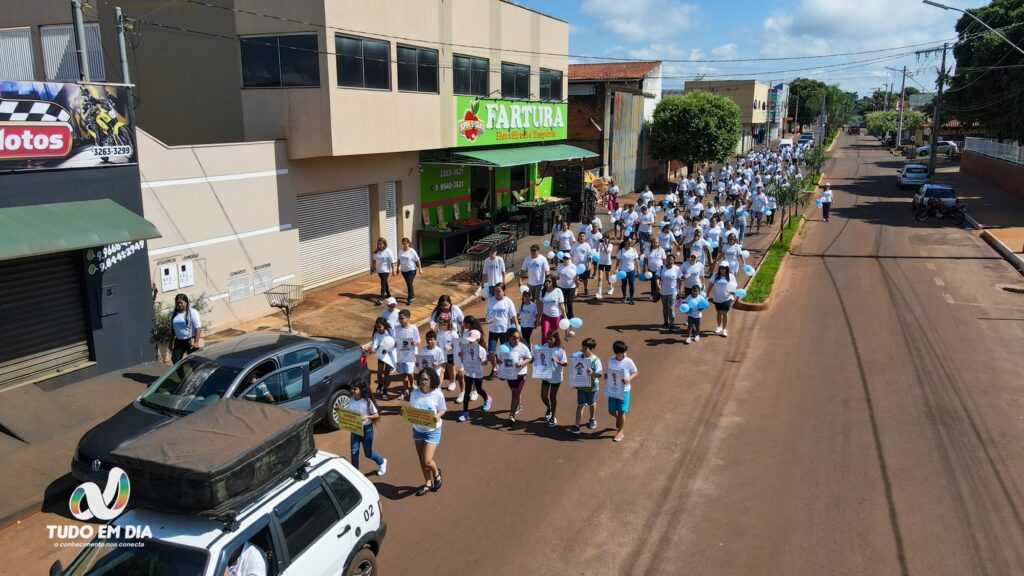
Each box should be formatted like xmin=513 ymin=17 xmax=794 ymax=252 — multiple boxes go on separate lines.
xmin=337 ymin=525 xmax=351 ymax=538
xmin=319 ymin=377 xmax=331 ymax=385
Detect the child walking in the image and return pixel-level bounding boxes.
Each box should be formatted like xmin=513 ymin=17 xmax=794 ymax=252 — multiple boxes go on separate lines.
xmin=393 ymin=310 xmax=421 ymax=399
xmin=605 ymin=340 xmax=638 ymax=443
xmin=683 ymin=284 xmax=703 ymax=344
xmin=570 ymin=338 xmax=603 ymax=436
xmin=538 ymin=331 xmax=568 ymax=428
xmin=368 ymin=317 xmax=395 ymax=400
xmin=505 ymin=329 xmax=533 ymax=426
xmin=346 ymin=382 xmax=387 ymax=475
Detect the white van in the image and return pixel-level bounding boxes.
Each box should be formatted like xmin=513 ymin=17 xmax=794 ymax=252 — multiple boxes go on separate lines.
xmin=779 ymin=138 xmax=794 ymax=150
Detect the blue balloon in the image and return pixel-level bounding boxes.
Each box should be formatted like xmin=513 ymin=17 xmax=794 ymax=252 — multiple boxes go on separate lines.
xmin=543 ymin=240 xmax=551 ymax=247
xmin=557 ymin=251 xmax=565 ymax=260
xmin=735 ymin=288 xmax=747 ymax=298
xmin=591 ymin=254 xmax=600 ymax=263
xmin=678 ymin=303 xmax=690 ymax=313
xmin=616 ymin=271 xmax=627 ymax=280
xmin=743 ymin=264 xmax=755 ymax=275
xmin=569 ymin=317 xmax=583 ymax=329
xmin=626 ymin=227 xmax=634 ymax=235
xmin=698 ymin=300 xmax=709 ymax=310
xmin=498 ymin=344 xmax=511 ymax=354
xmin=710 ymin=240 xmax=720 ymax=249
xmin=576 ymin=263 xmax=586 ymax=274
xmin=815 ymin=199 xmax=823 ymax=207
xmin=700 ymin=291 xmax=707 ymax=299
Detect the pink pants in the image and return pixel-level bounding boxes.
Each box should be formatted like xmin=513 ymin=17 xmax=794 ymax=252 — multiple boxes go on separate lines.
xmin=607 ymin=194 xmax=618 ymax=212
xmin=540 ymin=314 xmax=561 ymax=342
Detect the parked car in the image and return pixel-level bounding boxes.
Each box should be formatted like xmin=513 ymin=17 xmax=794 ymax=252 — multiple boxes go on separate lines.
xmin=912 ymin=184 xmax=958 ymax=212
xmin=799 ymin=133 xmax=815 ymax=147
xmin=72 ymin=333 xmax=369 ymax=483
xmin=896 ymin=163 xmax=930 ymax=189
xmin=54 ymin=451 xmax=386 ymax=576
xmin=915 ymin=140 xmax=958 ymax=158
xmin=847 ymin=125 xmax=861 ymax=135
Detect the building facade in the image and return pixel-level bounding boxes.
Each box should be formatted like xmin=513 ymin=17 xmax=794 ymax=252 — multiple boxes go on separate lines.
xmin=768 ymin=83 xmax=790 ymax=142
xmin=1 ymin=0 xmax=587 ymax=330
xmin=682 ymin=79 xmax=770 ymax=154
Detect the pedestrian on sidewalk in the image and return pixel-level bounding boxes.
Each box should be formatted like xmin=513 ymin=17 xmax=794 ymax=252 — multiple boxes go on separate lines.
xmin=480 ymin=246 xmax=506 ymax=300
xmin=504 ymin=329 xmax=533 ymax=426
xmin=398 ymin=238 xmax=421 ymax=306
xmin=436 ymin=317 xmax=462 ymax=393
xmin=751 ymin=186 xmax=767 ymax=235
xmin=570 ymin=338 xmax=602 ymax=435
xmin=170 ymin=293 xmax=203 ymax=363
xmin=710 ymin=264 xmax=738 ymax=338
xmin=720 ymin=234 xmax=746 ymax=276
xmin=517 ymin=290 xmax=538 ymax=346
xmin=572 ymin=231 xmax=594 ymax=296
xmin=766 ymin=191 xmax=778 ymax=226
xmin=607 ymin=179 xmax=619 ymax=212
xmin=410 ymin=368 xmax=445 ymax=496
xmin=346 ymin=381 xmax=387 ymax=476
xmin=485 ymin=283 xmax=518 ymax=380
xmin=368 ymin=317 xmax=396 ymax=400
xmin=681 ymin=251 xmax=705 ymax=295
xmin=615 ymin=237 xmax=639 ymax=305
xmin=605 ymin=340 xmax=637 ymax=443
xmin=657 ymin=253 xmax=682 ymax=330
xmin=552 ymin=221 xmax=575 ymax=253
xmin=429 ymin=294 xmax=465 ymax=335
xmin=393 ymin=310 xmax=420 ymax=400
xmin=371 ymin=237 xmax=397 ymax=305
xmin=539 ymin=276 xmax=568 ymax=342
xmin=596 ymin=236 xmax=614 ymax=299
xmin=556 ymin=253 xmax=578 ymax=319
xmin=820 ymin=183 xmax=833 ymax=222
xmin=537 ymin=331 xmax=568 ymax=428
xmin=683 ymin=284 xmax=703 ymax=344
xmin=456 ymin=319 xmax=491 ymax=422
xmin=519 ymin=244 xmax=550 ymax=302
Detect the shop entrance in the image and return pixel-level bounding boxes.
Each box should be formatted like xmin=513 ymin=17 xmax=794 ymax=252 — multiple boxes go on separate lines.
xmin=510 ymin=165 xmax=527 ymax=198
xmin=470 ymin=166 xmax=491 ymax=217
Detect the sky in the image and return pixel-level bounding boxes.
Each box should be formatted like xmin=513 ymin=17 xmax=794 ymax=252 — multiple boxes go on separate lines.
xmin=515 ymin=0 xmax=988 ymax=98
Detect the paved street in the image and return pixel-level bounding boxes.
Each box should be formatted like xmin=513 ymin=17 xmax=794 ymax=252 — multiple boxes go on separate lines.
xmin=5 ymin=133 xmax=1024 ymax=574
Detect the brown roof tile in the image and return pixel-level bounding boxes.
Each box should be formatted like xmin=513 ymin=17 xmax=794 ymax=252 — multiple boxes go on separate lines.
xmin=569 ymin=61 xmax=662 ymax=81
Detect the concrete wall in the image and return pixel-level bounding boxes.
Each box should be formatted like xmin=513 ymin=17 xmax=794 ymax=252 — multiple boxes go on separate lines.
xmin=684 ymin=80 xmax=770 ymax=125
xmin=961 ymin=150 xmax=1024 ymax=203
xmin=643 ymin=64 xmax=663 ymax=122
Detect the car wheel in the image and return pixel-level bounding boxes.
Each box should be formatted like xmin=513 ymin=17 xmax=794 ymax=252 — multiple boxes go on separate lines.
xmin=323 ymin=387 xmax=353 ymax=431
xmin=346 ymin=548 xmax=376 ymax=576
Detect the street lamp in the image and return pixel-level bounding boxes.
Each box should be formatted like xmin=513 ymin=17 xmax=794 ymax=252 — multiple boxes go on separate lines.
xmin=922 ymin=0 xmax=1024 ymax=56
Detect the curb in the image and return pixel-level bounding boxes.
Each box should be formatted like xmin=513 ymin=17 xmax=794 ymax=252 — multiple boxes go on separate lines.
xmin=981 ymin=230 xmax=1024 ymax=277
xmin=965 ymin=212 xmax=983 ymax=230
xmin=734 ymin=214 xmax=808 ymax=312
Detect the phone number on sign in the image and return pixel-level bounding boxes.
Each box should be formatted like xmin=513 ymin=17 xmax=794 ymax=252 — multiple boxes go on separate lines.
xmin=91 ymin=145 xmax=133 ymax=157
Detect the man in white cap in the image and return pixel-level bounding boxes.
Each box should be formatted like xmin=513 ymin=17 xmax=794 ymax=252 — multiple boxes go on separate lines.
xmin=378 ymin=297 xmax=400 ymax=335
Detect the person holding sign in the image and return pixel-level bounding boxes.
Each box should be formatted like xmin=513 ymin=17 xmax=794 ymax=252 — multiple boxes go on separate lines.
xmin=409 ymin=369 xmax=446 ymax=496
xmin=504 ymin=330 xmax=533 ymax=426
xmin=436 ymin=317 xmax=462 ymax=394
xmin=485 ymin=283 xmax=518 ymax=380
xmin=570 ymin=338 xmax=603 ymax=435
xmin=536 ymin=331 xmax=568 ymax=428
xmin=417 ymin=331 xmax=446 ymax=379
xmin=368 ymin=318 xmax=396 ymax=400
xmin=393 ymin=310 xmax=421 ymax=400
xmin=606 ymin=340 xmax=638 ymax=443
xmin=456 ymin=319 xmax=491 ymax=422
xmin=345 ymin=382 xmax=387 ymax=476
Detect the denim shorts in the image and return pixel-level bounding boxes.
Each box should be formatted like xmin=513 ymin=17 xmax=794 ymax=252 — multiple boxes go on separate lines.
xmin=412 ymin=427 xmax=442 ymax=444
xmin=396 ymin=361 xmax=416 ymax=374
xmin=487 ymin=330 xmax=509 ymax=352
xmin=577 ymin=390 xmax=597 ymax=406
xmin=608 ymin=391 xmax=631 ymax=414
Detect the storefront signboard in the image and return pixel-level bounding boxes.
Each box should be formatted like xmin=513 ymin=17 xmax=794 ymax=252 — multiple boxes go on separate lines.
xmin=0 ymin=81 xmax=137 ymax=172
xmin=455 ymin=96 xmax=566 ymax=148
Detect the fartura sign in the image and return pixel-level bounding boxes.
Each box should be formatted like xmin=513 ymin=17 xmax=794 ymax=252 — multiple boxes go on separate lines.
xmin=455 ymin=96 xmax=566 ymax=147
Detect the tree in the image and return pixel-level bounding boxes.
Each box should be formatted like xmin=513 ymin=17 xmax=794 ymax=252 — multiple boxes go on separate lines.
xmin=788 ymin=77 xmax=827 ymax=130
xmin=944 ymin=0 xmax=1024 ymax=141
xmin=865 ymin=110 xmax=926 ymax=137
xmin=648 ymin=92 xmax=741 ymax=171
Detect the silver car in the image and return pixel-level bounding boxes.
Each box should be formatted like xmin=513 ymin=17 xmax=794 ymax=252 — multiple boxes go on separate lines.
xmin=915 ymin=140 xmax=958 ymax=158
xmin=912 ymin=184 xmax=957 ymax=211
xmin=897 ymin=164 xmax=930 ymax=189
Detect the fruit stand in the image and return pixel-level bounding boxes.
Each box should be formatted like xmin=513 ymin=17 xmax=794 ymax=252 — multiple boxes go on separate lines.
xmin=418 ymin=219 xmax=487 ymax=267
xmin=516 ymin=196 xmax=571 ymax=236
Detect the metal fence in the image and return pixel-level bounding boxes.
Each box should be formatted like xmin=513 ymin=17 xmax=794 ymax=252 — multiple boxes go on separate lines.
xmin=964 ymin=137 xmax=1024 ymax=166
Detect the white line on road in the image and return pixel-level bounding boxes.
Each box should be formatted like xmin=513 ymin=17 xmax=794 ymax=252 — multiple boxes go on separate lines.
xmin=934 ymin=277 xmax=946 ymax=286
xmin=944 ymin=293 xmax=955 ymax=304
xmin=926 ymin=263 xmax=936 ymax=271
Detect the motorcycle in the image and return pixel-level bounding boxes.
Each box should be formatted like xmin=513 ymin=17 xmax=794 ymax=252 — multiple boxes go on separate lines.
xmin=915 ymin=198 xmax=967 ymax=226
xmin=79 ymin=92 xmax=133 ymax=159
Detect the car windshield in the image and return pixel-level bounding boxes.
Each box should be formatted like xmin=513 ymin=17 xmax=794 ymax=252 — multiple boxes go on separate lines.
xmin=906 ymin=167 xmax=928 ymax=174
xmin=63 ymin=538 xmax=207 ymax=576
xmin=929 ymin=188 xmax=955 ymax=199
xmin=140 ymin=356 xmax=240 ymax=413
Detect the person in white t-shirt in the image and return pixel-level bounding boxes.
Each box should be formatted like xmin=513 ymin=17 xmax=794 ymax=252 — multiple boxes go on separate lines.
xmin=572 ymin=231 xmax=594 ymax=296
xmin=479 ymin=246 xmax=506 ymax=300
xmin=615 ymin=237 xmax=640 ymax=305
xmin=709 ymin=263 xmax=738 ymax=337
xmin=657 ymin=253 xmax=683 ymax=330
xmin=596 ymin=237 xmax=614 ymax=298
xmin=556 ymin=253 xmax=578 ymax=319
xmin=225 ymin=541 xmax=268 ymax=576
xmin=410 ymin=369 xmax=446 ymax=496
xmin=607 ymin=179 xmax=620 ymax=212
xmin=517 ymin=290 xmax=538 ymax=345
xmin=539 ymin=276 xmax=567 ymax=342
xmin=720 ymin=233 xmax=746 ymax=276
xmin=397 ymin=237 xmax=421 ymax=305
xmin=534 ymin=330 xmax=569 ymax=428
xmin=519 ymin=244 xmax=550 ymax=302
xmin=682 ymin=284 xmax=704 ymax=344
xmin=680 ymin=252 xmax=705 ymax=294
xmin=639 ymin=185 xmax=655 ymax=207
xmin=345 ymin=381 xmax=386 ymax=475
xmin=820 ymin=183 xmax=833 ymax=222
xmin=605 ymin=340 xmax=638 ymax=443
xmin=370 ymin=237 xmax=397 ymax=305
xmin=551 ymin=221 xmax=575 ymax=252
xmin=637 ymin=205 xmax=655 ymax=248
xmin=485 ymin=284 xmax=518 ymax=380
xmin=503 ymin=329 xmax=533 ymax=426
xmin=392 ymin=310 xmax=420 ymax=399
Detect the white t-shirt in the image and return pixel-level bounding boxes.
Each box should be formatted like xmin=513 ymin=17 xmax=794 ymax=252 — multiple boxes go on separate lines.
xmin=639 ymin=212 xmax=655 ymax=233
xmin=617 ymin=247 xmax=639 ymax=272
xmin=522 ymin=255 xmax=550 ymax=285
xmin=508 ymin=342 xmax=532 ymax=376
xmin=377 ymin=308 xmax=400 ymax=332
xmin=460 ymin=337 xmax=487 ymax=379
xmin=438 ymin=329 xmax=459 ymax=353
xmin=607 ymin=356 xmax=638 ymax=394
xmin=371 ymin=331 xmax=397 ymax=368
xmin=540 ymin=288 xmax=564 ymax=318
xmin=658 ymin=229 xmax=676 ymax=249
xmin=373 ymin=249 xmax=395 ymax=273
xmin=487 ymin=296 xmax=518 ymax=333
xmin=482 ymin=256 xmax=506 ymax=286
xmin=420 ymin=345 xmax=446 ymax=376
xmin=171 ymin=308 xmax=202 ymax=340
xmin=598 ymin=243 xmax=613 ymax=266
xmin=542 ymin=346 xmax=567 ymax=383
xmin=658 ymin=265 xmax=682 ymax=296
xmin=645 ymin=247 xmax=666 ymax=272
xmin=409 ymin=388 xmax=446 ymax=432
xmin=690 ymin=239 xmax=710 ymax=264
xmin=518 ymin=301 xmax=538 ymax=328
xmin=556 ymin=263 xmax=577 ymax=289
xmin=229 ymin=542 xmax=268 ymax=576
xmin=398 ymin=248 xmax=420 ymax=272
xmin=572 ymin=242 xmax=593 ymax=266
xmin=710 ymin=273 xmax=738 ymax=303
xmin=681 ymin=261 xmax=704 ymax=288
xmin=587 ymin=230 xmax=603 ymax=250
xmin=821 ymin=189 xmax=834 ymax=203
xmin=553 ymin=229 xmax=575 ymax=251
xmin=346 ymin=397 xmax=378 ymax=424
xmin=723 ymin=244 xmax=742 ymax=264
xmin=393 ymin=325 xmax=420 ymax=361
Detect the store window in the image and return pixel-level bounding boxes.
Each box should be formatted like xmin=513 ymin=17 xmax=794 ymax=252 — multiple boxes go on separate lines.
xmin=539 ymin=69 xmax=562 ymax=101
xmin=397 ymin=45 xmax=438 ymax=93
xmin=0 ymin=27 xmax=35 ymax=80
xmin=240 ymin=34 xmax=320 ymax=88
xmin=40 ymin=23 xmax=105 ymax=81
xmin=453 ymin=54 xmax=488 ymax=96
xmin=336 ymin=34 xmax=390 ymax=90
xmin=501 ymin=62 xmax=530 ymax=99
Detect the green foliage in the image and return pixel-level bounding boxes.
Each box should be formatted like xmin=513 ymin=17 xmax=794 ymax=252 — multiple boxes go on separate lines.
xmin=744 ymin=216 xmax=804 ymax=303
xmin=788 ymin=78 xmax=828 ymax=128
xmin=864 ymin=110 xmax=926 ymax=136
xmin=804 ymin=145 xmax=827 ymax=176
xmin=649 ymin=92 xmax=741 ymax=166
xmin=152 ymin=295 xmax=213 ymax=345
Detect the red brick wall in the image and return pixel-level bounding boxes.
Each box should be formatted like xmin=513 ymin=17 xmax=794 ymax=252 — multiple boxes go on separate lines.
xmin=961 ymin=150 xmax=1024 ymax=203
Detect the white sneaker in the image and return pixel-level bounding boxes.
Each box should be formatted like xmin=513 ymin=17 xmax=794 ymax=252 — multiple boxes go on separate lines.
xmin=608 ymin=287 xmax=614 ymax=295
xmin=446 ymin=382 xmax=457 ymax=391
xmin=456 ymin=391 xmax=465 ymax=403
xmin=694 ymin=335 xmax=700 ymax=342
xmin=470 ymin=390 xmax=479 ymax=401
xmin=685 ymin=337 xmax=692 ymax=344
xmin=721 ymin=329 xmax=728 ymax=337
xmin=377 ymin=458 xmax=387 ymax=476
xmin=595 ymin=291 xmax=603 ymax=300
xmin=714 ymin=326 xmax=723 ymax=334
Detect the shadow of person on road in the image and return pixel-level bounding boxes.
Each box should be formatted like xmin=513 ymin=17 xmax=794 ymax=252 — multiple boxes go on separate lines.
xmin=372 ymin=482 xmax=422 ymax=501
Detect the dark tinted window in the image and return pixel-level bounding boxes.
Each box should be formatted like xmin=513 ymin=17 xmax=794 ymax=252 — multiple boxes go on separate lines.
xmin=397 ymin=45 xmax=438 ymax=93
xmin=336 ymin=35 xmax=390 ymax=89
xmin=241 ymin=35 xmax=319 ymax=88
xmin=539 ymin=68 xmax=562 ymax=101
xmin=141 ymin=357 xmax=240 ymax=413
xmin=62 ymin=538 xmax=207 ymax=576
xmin=501 ymin=62 xmax=529 ymax=99
xmin=278 ymin=486 xmax=339 ymax=560
xmin=283 ymin=347 xmax=323 ymax=371
xmin=928 ymin=188 xmax=955 ymax=199
xmin=453 ymin=54 xmax=488 ymax=96
xmin=906 ymin=167 xmax=927 ymax=174
xmin=242 ymin=366 xmax=306 ymax=404
xmin=324 ymin=470 xmax=362 ymax=515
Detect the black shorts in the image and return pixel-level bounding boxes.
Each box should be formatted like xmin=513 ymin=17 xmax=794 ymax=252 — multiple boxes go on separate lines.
xmin=599 ymin=264 xmax=612 ymax=272
xmin=542 ymin=379 xmax=561 ymax=387
xmin=714 ymin=300 xmax=732 ymax=312
xmin=446 ymin=354 xmax=454 ymax=365
xmin=687 ymin=316 xmax=701 ymax=329
xmin=578 ymin=269 xmax=591 ymax=281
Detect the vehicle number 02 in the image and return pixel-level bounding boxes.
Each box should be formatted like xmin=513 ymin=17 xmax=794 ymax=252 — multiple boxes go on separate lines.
xmin=363 ymin=504 xmax=375 ymax=522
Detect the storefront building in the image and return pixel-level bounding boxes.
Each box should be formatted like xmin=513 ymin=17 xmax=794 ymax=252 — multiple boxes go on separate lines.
xmin=0 ymin=81 xmax=160 ymax=391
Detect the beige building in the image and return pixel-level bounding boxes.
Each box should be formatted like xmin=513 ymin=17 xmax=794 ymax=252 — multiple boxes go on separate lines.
xmin=682 ymin=80 xmax=770 ymax=154
xmin=1 ymin=0 xmax=574 ymax=330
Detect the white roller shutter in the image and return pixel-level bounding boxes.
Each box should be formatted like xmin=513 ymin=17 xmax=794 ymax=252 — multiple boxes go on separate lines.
xmin=297 ymin=188 xmax=370 ymax=288
xmin=40 ymin=23 xmax=105 ymax=82
xmin=384 ymin=182 xmax=399 ymax=249
xmin=0 ymin=27 xmax=35 ymax=81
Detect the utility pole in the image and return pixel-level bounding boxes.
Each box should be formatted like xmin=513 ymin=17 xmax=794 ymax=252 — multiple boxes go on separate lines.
xmin=928 ymin=44 xmax=948 ymax=175
xmin=883 ymin=83 xmax=890 ymax=112
xmin=793 ymin=93 xmax=799 ymax=134
xmin=71 ymin=0 xmax=90 ymax=81
xmin=896 ymin=66 xmax=907 ymax=147
xmin=115 ymin=7 xmax=130 ymax=83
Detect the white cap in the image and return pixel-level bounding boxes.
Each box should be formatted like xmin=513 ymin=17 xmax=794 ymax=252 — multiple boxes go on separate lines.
xmin=464 ymin=329 xmax=481 ymax=343
xmin=385 ymin=297 xmax=397 ymax=306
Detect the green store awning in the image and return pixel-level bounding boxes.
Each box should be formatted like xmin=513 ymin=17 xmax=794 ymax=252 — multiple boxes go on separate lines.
xmin=0 ymin=199 xmax=161 ymax=261
xmin=453 ymin=144 xmax=598 ymax=167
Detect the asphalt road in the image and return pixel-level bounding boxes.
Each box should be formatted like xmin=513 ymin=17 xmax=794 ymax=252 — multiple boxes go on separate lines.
xmin=5 ymin=134 xmax=1024 ymax=575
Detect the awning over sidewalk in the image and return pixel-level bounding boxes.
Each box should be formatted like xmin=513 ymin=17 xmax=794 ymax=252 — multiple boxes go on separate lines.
xmin=452 ymin=144 xmax=598 ymax=167
xmin=0 ymin=199 xmax=161 ymax=261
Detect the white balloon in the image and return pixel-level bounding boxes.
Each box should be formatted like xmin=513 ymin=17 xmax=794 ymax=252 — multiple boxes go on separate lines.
xmin=519 ymin=285 xmax=529 ymax=293
xmin=379 ymin=336 xmax=396 ymax=352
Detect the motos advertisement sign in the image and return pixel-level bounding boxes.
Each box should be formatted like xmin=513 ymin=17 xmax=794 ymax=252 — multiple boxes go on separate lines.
xmin=455 ymin=96 xmax=566 ymax=148
xmin=0 ymin=81 xmax=136 ymax=172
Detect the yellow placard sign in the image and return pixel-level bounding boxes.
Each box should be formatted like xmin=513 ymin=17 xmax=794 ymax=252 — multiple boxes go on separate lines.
xmin=401 ymin=404 xmax=438 ymax=428
xmin=335 ymin=407 xmax=366 ymax=436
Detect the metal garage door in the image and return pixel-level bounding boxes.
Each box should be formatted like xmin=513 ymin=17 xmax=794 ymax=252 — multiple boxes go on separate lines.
xmin=610 ymin=91 xmax=645 ymax=193
xmin=297 ymin=188 xmax=370 ymax=288
xmin=384 ymin=182 xmax=399 ymax=250
xmin=0 ymin=251 xmax=91 ymax=390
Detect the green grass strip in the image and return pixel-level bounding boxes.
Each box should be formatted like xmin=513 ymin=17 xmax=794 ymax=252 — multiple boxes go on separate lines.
xmin=744 ymin=215 xmax=804 ymax=303
xmin=803 ymin=172 xmax=822 ymax=191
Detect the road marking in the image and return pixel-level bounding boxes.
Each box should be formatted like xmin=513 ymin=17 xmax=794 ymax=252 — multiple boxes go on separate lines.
xmin=926 ymin=263 xmax=936 ymax=271
xmin=920 ymin=250 xmax=928 ymax=257
xmin=934 ymin=277 xmax=945 ymax=286
xmin=944 ymin=293 xmax=955 ymax=304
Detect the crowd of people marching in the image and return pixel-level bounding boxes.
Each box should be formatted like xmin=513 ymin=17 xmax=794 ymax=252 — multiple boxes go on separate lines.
xmin=353 ymin=142 xmax=820 ymax=495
